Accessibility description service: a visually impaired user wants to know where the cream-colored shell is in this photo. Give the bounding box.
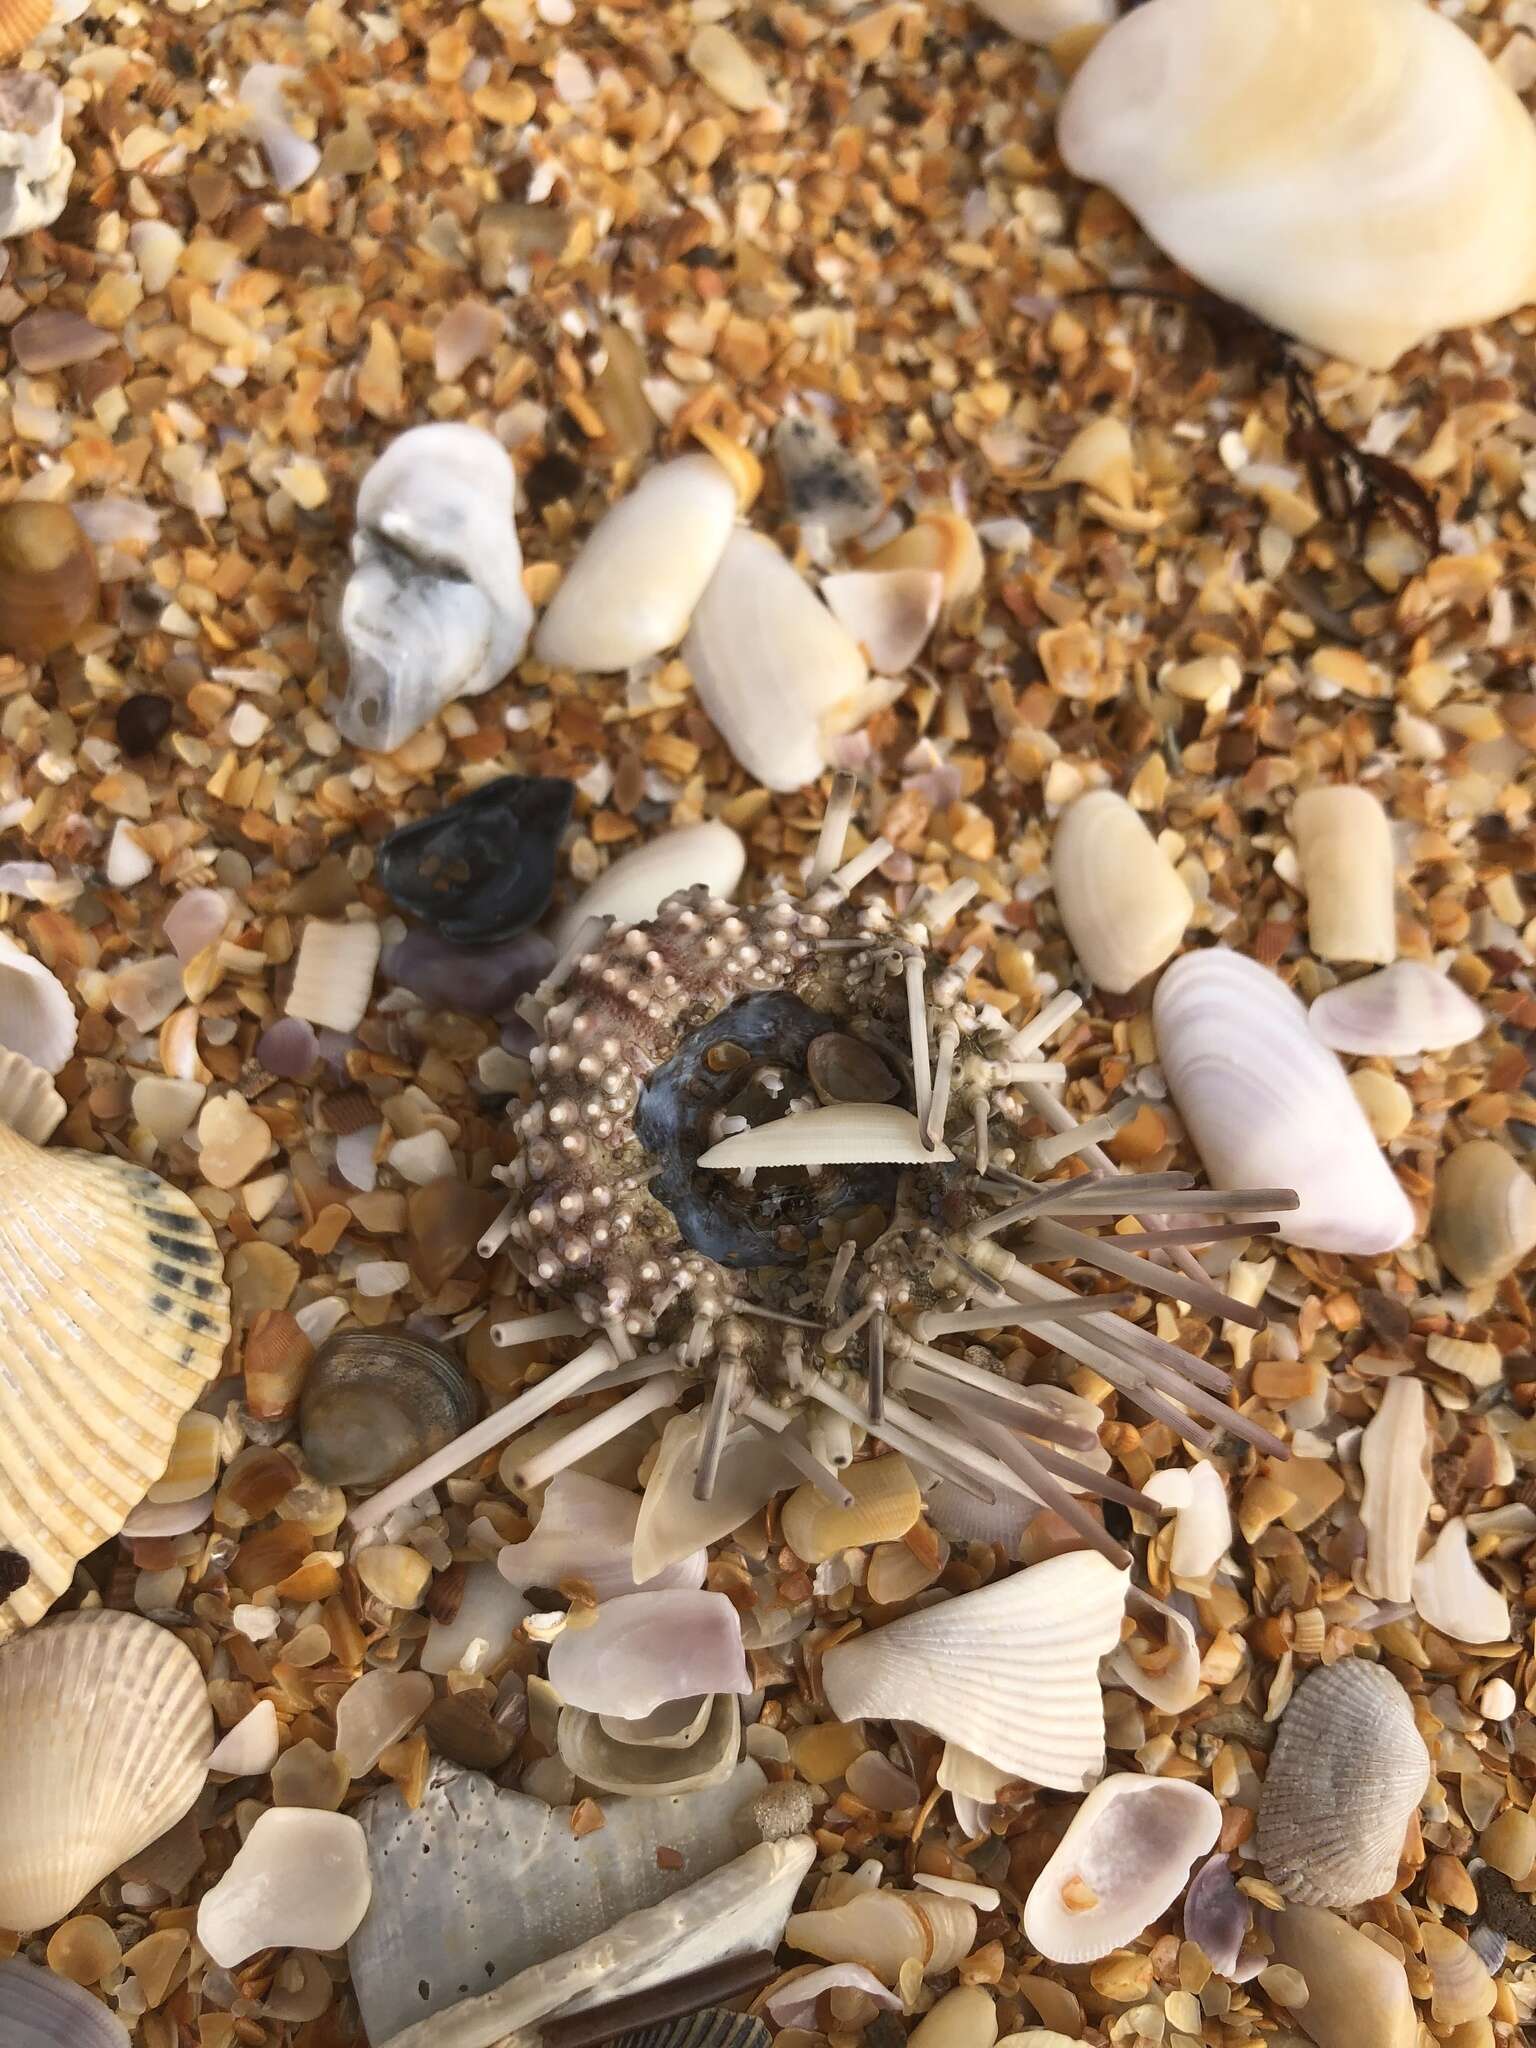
[0,933,76,1074]
[699,1103,952,1171]
[1291,786,1396,967]
[1432,1138,1536,1290]
[781,1455,921,1566]
[1412,1517,1510,1647]
[0,1122,231,1637]
[1021,1773,1221,1963]
[553,824,746,953]
[1050,791,1192,994]
[1058,0,1536,370]
[0,1045,65,1143]
[0,1609,211,1929]
[786,1888,976,1986]
[1358,1375,1431,1606]
[1308,961,1483,1058]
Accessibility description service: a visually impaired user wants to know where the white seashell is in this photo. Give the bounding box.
[699,1102,952,1171]
[600,1695,714,1750]
[1050,790,1193,994]
[787,1888,976,1985]
[820,569,942,674]
[385,1835,817,2048]
[338,423,532,753]
[1153,949,1414,1256]
[972,0,1113,43]
[239,65,320,191]
[0,933,76,1073]
[1432,1138,1536,1290]
[0,1046,64,1143]
[546,1589,750,1719]
[0,75,73,240]
[0,1610,211,1930]
[1255,1660,1429,1908]
[1104,1591,1202,1715]
[286,917,381,1034]
[682,529,875,793]
[1142,1464,1230,1585]
[633,1414,801,1585]
[0,1123,230,1637]
[1290,787,1397,966]
[1308,961,1484,1059]
[0,1956,131,2048]
[764,1962,903,2028]
[208,1700,281,1778]
[533,455,738,673]
[422,1561,531,1675]
[554,823,746,953]
[1057,0,1536,371]
[937,1743,1012,1807]
[336,1667,435,1779]
[1267,1904,1416,2048]
[1412,1516,1510,1646]
[500,1471,706,1600]
[350,1756,769,2047]
[821,1551,1128,1790]
[923,1475,1034,1552]
[198,1807,372,1967]
[558,1693,741,1798]
[1359,1375,1431,1606]
[1021,1774,1221,1963]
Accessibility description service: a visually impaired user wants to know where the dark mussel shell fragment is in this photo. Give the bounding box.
[376,775,575,945]
[299,1328,477,1488]
[613,2014,772,2048]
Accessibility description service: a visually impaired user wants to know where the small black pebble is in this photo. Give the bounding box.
[523,450,587,516]
[0,1548,29,1598]
[116,692,172,756]
[376,775,575,947]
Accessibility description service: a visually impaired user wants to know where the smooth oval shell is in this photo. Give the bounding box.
[1309,961,1484,1058]
[1291,786,1396,966]
[0,1123,230,1637]
[1267,1903,1416,2048]
[1432,1138,1536,1289]
[1153,948,1414,1255]
[546,1589,749,1721]
[534,454,739,673]
[1022,1774,1221,1963]
[0,501,99,661]
[300,1327,477,1489]
[786,1890,975,1986]
[1058,0,1536,371]
[1255,1660,1429,1907]
[554,822,746,954]
[1051,790,1193,994]
[781,1455,921,1566]
[0,933,77,1073]
[558,1693,741,1798]
[0,1956,130,2048]
[0,1611,211,1930]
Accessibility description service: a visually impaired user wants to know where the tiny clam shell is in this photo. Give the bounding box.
[1308,961,1484,1058]
[1050,790,1193,994]
[1432,1138,1536,1290]
[1255,1660,1429,1908]
[820,568,942,674]
[554,822,746,954]
[1021,1774,1222,1964]
[1420,1921,1496,2026]
[1412,1516,1511,1646]
[780,1454,921,1566]
[0,933,76,1073]
[1290,785,1397,966]
[0,1045,64,1142]
[786,1889,975,1986]
[286,918,381,1034]
[698,1103,952,1171]
[0,1955,131,2048]
[1153,948,1413,1255]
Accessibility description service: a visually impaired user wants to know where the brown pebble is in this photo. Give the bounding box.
[272,1736,350,1810]
[407,1179,504,1292]
[424,1690,516,1770]
[0,501,100,661]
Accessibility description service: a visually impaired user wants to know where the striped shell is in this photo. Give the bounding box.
[0,0,50,63]
[1255,1660,1429,1907]
[0,1122,231,1638]
[614,2012,770,2048]
[0,1609,212,1930]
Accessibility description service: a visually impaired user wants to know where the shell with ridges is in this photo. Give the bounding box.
[285,917,381,1035]
[615,2013,771,2048]
[0,0,51,60]
[1022,1774,1221,1963]
[558,1693,740,1799]
[1255,1660,1428,1907]
[1432,1138,1536,1290]
[699,1102,952,1171]
[0,1955,131,2048]
[0,1610,211,1930]
[0,933,77,1074]
[0,1046,65,1143]
[1308,961,1484,1058]
[786,1889,976,1986]
[781,1454,920,1566]
[1049,790,1193,994]
[0,1121,231,1638]
[820,1550,1128,1790]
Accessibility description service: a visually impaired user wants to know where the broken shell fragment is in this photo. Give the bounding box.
[499,1471,706,1599]
[615,2014,771,2048]
[1267,1904,1416,2048]
[0,0,50,62]
[546,1590,750,1720]
[1050,790,1193,994]
[1255,1661,1429,1908]
[699,1103,951,1171]
[534,454,738,673]
[1412,1516,1511,1646]
[773,416,883,541]
[0,72,73,239]
[1432,1138,1536,1289]
[0,1046,64,1143]
[0,933,76,1073]
[862,510,983,603]
[0,501,100,661]
[558,1693,741,1799]
[197,1807,372,1968]
[1308,961,1484,1058]
[820,569,942,673]
[787,1888,976,1985]
[338,423,532,753]
[1104,1591,1202,1715]
[1142,1464,1229,1585]
[821,1550,1128,1789]
[1021,1774,1221,1963]
[1420,1921,1496,2027]
[421,1561,530,1676]
[781,1455,921,1566]
[633,1415,798,1585]
[0,1611,212,1931]
[555,822,746,955]
[1358,1375,1432,1606]
[1290,786,1397,966]
[207,1701,281,1779]
[973,0,1113,43]
[1153,948,1414,1255]
[300,1328,477,1489]
[286,917,381,1034]
[1057,0,1536,371]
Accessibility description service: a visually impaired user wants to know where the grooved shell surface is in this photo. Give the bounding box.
[614,2011,771,2048]
[1255,1660,1429,1907]
[0,1956,131,2048]
[0,1122,231,1637]
[0,1609,212,1930]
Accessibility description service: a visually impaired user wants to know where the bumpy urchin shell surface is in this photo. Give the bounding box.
[1255,1658,1430,1906]
[0,1121,231,1637]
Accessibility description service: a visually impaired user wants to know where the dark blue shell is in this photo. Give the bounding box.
[376,775,574,945]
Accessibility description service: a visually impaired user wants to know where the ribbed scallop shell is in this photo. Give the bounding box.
[1255,1660,1429,1908]
[0,1122,230,1638]
[820,1550,1128,1791]
[0,1956,130,2048]
[0,0,51,64]
[0,1609,212,1930]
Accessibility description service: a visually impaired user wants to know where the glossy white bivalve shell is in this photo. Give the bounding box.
[1050,790,1192,994]
[534,455,738,673]
[1058,0,1536,371]
[1309,960,1484,1058]
[338,423,531,754]
[1153,948,1414,1256]
[0,933,76,1074]
[1022,1774,1221,1963]
[554,823,746,953]
[973,0,1113,42]
[1291,786,1397,967]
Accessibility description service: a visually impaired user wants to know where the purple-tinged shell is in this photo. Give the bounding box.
[257,1016,319,1079]
[1182,1851,1251,1978]
[382,928,554,1018]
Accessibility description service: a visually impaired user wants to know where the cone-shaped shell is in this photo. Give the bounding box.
[1432,1138,1536,1290]
[0,1122,231,1637]
[1255,1660,1428,1908]
[1153,948,1414,1256]
[1058,0,1536,371]
[1022,1774,1221,1964]
[0,1609,212,1930]
[821,1551,1128,1790]
[1050,791,1193,994]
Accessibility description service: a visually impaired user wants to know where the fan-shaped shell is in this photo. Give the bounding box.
[820,1550,1128,1791]
[1022,1774,1221,1964]
[0,1956,130,2048]
[0,1609,211,1930]
[1255,1660,1429,1907]
[0,1122,231,1637]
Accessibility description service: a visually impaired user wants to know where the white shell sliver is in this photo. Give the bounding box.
[0,935,76,1074]
[1412,1516,1511,1646]
[1308,961,1484,1059]
[1022,1774,1221,1963]
[0,1047,65,1144]
[699,1102,952,1171]
[545,1588,750,1719]
[554,823,746,954]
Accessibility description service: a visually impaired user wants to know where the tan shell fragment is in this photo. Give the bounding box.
[1267,1905,1416,2048]
[558,1694,741,1799]
[786,1888,976,1986]
[1255,1661,1428,1908]
[781,1455,921,1566]
[1050,791,1192,994]
[1432,1138,1536,1290]
[1290,786,1396,966]
[1358,1375,1431,1606]
[286,918,381,1034]
[1420,1921,1495,2026]
[0,1122,231,1638]
[0,1046,65,1143]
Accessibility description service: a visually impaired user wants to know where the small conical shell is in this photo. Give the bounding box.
[1022,1774,1221,1963]
[0,1046,64,1143]
[1432,1138,1536,1289]
[781,1455,921,1566]
[1308,961,1483,1058]
[1255,1661,1428,1908]
[786,1890,976,1986]
[1058,0,1536,371]
[0,1124,230,1637]
[0,1610,211,1930]
[820,1550,1128,1790]
[1050,790,1193,994]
